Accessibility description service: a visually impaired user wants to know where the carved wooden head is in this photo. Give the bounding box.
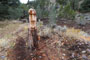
[28,8,37,30]
[28,8,36,15]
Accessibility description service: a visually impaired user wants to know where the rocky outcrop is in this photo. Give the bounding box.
[75,13,90,25]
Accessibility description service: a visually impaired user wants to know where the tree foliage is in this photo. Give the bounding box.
[35,0,50,19]
[0,0,8,19]
[80,0,90,12]
[8,7,23,19]
[8,0,20,8]
[56,0,67,5]
[0,0,25,20]
[49,3,57,25]
[0,0,90,20]
[57,0,76,20]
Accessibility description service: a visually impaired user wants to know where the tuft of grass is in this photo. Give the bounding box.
[65,28,90,41]
[38,26,52,37]
[0,38,9,48]
[65,28,82,38]
[37,23,90,41]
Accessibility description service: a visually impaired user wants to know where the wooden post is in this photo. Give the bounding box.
[28,8,38,50]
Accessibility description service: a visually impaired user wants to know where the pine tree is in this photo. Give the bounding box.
[0,0,8,19]
[80,0,90,12]
[0,0,21,20]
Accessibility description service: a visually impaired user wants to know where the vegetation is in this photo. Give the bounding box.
[58,3,76,20]
[80,0,90,12]
[0,0,90,60]
[49,3,57,25]
[0,0,90,20]
[35,0,50,19]
[0,0,21,20]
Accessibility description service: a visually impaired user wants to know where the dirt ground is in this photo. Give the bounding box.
[7,33,90,60]
[0,20,90,60]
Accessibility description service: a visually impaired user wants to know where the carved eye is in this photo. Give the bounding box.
[29,10,36,15]
[29,10,33,15]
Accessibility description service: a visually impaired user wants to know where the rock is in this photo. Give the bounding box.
[53,25,67,33]
[11,20,22,24]
[82,51,86,54]
[62,53,66,56]
[71,53,75,58]
[75,13,88,25]
[87,49,90,52]
[82,55,88,60]
[39,56,42,58]
[1,55,5,59]
[83,33,90,37]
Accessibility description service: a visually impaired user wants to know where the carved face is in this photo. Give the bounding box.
[28,8,37,29]
[28,8,36,15]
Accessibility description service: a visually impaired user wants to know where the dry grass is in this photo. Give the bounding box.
[37,24,90,41]
[0,20,27,60]
[65,28,90,41]
[0,21,22,50]
[0,21,22,38]
[0,20,90,60]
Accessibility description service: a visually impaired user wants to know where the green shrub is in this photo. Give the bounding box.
[58,3,76,20]
[8,7,23,19]
[0,4,8,20]
[79,0,90,12]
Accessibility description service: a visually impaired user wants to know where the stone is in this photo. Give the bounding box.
[82,51,86,54]
[82,55,88,59]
